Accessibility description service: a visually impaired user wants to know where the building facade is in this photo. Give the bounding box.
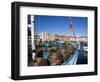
[39,32,57,42]
[35,32,88,43]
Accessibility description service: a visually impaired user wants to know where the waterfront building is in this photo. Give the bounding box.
[39,32,57,42]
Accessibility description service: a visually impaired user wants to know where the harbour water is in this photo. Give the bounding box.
[76,43,87,64]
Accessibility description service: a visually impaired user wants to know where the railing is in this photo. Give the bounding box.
[62,43,79,65]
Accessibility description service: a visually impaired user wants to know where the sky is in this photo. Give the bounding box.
[34,15,88,37]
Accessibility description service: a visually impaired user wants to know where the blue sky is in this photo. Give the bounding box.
[34,15,88,36]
